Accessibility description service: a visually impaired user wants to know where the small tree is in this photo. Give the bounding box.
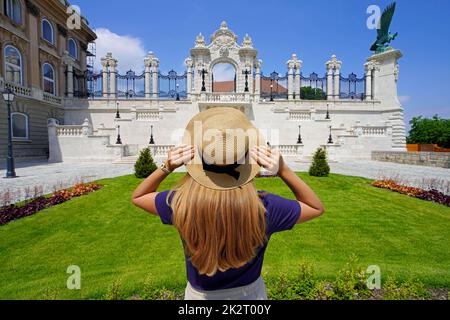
[134,148,157,178]
[309,148,330,177]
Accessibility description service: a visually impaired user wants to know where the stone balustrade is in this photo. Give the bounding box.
[43,92,62,105]
[274,145,303,157]
[289,112,312,121]
[362,127,388,136]
[149,145,175,157]
[136,111,160,121]
[4,81,32,97]
[56,126,84,137]
[199,93,250,103]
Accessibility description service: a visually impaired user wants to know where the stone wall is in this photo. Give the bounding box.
[372,151,450,168]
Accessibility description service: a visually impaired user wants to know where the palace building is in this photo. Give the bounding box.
[0,0,96,160]
[1,16,406,163]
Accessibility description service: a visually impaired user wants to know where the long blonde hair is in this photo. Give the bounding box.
[169,175,266,276]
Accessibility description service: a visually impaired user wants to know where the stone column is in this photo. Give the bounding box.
[144,52,154,99]
[66,63,74,98]
[326,55,342,101]
[287,59,295,101]
[367,49,402,104]
[295,61,302,100]
[326,68,333,100]
[254,60,262,98]
[334,64,341,100]
[101,55,109,98]
[152,58,160,99]
[185,58,193,98]
[364,62,373,100]
[293,55,303,100]
[109,56,118,99]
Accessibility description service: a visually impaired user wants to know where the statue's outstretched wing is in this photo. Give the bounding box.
[378,2,396,38]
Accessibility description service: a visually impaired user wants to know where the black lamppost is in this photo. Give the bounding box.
[328,126,333,144]
[116,125,122,145]
[325,103,330,120]
[200,69,208,92]
[297,125,303,144]
[270,84,274,102]
[115,101,121,119]
[176,83,180,101]
[3,88,17,179]
[149,125,155,145]
[243,69,250,92]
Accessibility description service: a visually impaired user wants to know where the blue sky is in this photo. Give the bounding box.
[74,0,449,126]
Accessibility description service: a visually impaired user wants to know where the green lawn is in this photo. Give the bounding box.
[0,173,449,299]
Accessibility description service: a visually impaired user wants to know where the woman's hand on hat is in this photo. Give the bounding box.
[250,146,281,176]
[166,145,195,172]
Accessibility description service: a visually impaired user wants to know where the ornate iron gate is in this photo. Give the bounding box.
[158,70,187,100]
[340,73,365,100]
[117,70,145,98]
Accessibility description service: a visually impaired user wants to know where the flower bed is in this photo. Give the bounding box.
[0,183,102,226]
[372,180,450,207]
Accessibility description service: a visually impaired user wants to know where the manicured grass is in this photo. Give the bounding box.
[0,173,449,299]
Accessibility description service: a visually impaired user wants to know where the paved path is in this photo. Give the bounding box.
[1,160,449,204]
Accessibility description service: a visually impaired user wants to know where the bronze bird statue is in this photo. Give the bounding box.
[370,2,398,54]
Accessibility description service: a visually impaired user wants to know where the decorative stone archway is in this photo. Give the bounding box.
[189,21,258,94]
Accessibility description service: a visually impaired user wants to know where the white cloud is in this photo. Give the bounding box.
[93,28,147,73]
[212,63,236,81]
[398,95,411,103]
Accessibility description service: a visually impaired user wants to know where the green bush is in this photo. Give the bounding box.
[104,279,124,300]
[141,275,183,300]
[383,277,431,300]
[407,115,450,148]
[134,148,158,179]
[329,255,370,300]
[309,148,330,177]
[301,86,327,100]
[267,262,327,300]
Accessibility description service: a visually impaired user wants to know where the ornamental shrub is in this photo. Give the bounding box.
[309,148,330,177]
[134,148,157,179]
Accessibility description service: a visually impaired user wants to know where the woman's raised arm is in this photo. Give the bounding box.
[251,146,325,224]
[131,145,194,215]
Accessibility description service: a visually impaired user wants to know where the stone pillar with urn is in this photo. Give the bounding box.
[326,55,342,101]
[144,52,154,99]
[152,57,160,99]
[254,59,262,99]
[100,54,109,98]
[287,58,295,101]
[185,58,194,99]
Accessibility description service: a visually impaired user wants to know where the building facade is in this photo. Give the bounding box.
[0,0,96,160]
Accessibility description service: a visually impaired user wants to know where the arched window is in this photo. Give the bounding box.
[11,113,29,140]
[42,19,54,44]
[68,38,78,59]
[4,45,23,85]
[5,0,22,24]
[43,63,55,94]
[212,63,236,93]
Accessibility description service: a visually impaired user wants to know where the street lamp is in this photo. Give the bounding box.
[270,84,274,102]
[2,88,17,178]
[115,101,121,119]
[326,103,330,120]
[149,125,155,145]
[297,125,303,144]
[116,125,122,145]
[328,126,333,144]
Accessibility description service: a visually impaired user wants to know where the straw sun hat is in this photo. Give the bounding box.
[182,107,266,190]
